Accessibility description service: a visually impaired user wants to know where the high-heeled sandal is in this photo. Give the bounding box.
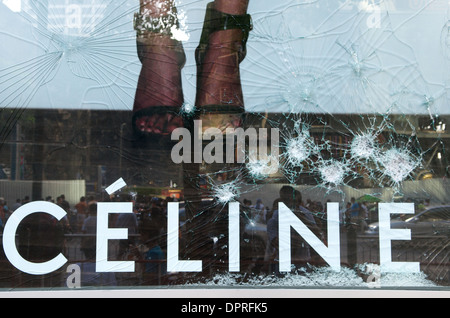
[195,2,253,115]
[132,7,186,137]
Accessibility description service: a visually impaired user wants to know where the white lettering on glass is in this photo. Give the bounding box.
[379,203,420,273]
[167,202,202,272]
[96,202,135,273]
[3,201,68,275]
[278,202,341,272]
[0,200,421,276]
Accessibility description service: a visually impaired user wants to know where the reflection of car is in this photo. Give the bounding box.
[365,206,450,237]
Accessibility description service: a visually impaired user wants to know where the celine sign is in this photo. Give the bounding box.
[2,201,420,276]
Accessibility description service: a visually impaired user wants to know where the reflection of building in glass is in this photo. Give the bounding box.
[0,109,183,199]
[2,110,447,198]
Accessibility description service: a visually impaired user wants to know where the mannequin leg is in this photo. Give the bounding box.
[132,0,185,136]
[195,0,251,131]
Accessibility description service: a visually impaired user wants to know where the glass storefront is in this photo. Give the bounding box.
[0,0,449,292]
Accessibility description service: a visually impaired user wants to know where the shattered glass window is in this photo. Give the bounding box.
[0,0,449,291]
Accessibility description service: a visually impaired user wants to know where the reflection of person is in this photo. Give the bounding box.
[81,202,98,258]
[346,198,359,266]
[132,0,252,136]
[139,220,167,285]
[77,203,117,287]
[360,201,369,232]
[17,211,65,287]
[266,186,321,273]
[114,194,139,261]
[349,197,360,219]
[75,196,88,232]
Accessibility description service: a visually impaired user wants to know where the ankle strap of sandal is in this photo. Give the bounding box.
[134,10,180,38]
[205,7,253,44]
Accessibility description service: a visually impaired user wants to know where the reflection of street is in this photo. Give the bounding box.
[0,108,448,285]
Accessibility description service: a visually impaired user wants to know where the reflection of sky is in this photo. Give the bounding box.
[0,0,448,114]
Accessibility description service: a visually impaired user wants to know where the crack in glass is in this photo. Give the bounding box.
[0,0,449,289]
